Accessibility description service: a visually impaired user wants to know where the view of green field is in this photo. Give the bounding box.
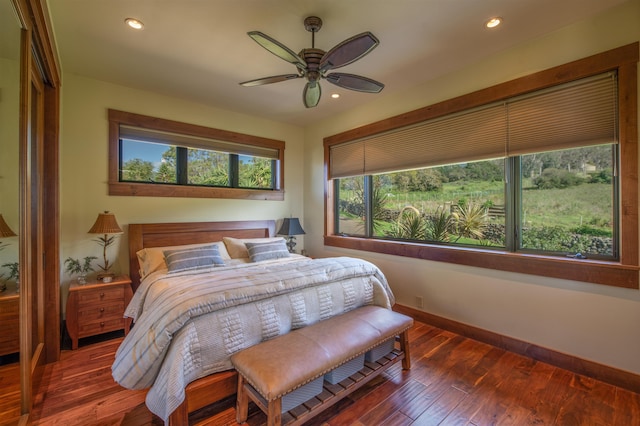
[377,179,612,231]
[337,146,615,257]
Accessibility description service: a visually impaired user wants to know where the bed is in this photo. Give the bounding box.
[112,220,396,425]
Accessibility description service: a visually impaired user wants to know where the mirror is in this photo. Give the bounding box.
[0,0,23,418]
[0,0,59,421]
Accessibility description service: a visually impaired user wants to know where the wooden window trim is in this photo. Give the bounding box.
[108,109,285,201]
[324,43,639,289]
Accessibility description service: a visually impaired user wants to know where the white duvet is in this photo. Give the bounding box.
[111,256,395,421]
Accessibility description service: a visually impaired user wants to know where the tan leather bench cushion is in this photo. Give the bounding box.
[230,305,413,401]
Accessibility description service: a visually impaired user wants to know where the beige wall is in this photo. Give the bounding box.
[304,0,640,374]
[59,74,305,309]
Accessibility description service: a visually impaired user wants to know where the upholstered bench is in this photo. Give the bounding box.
[230,305,413,426]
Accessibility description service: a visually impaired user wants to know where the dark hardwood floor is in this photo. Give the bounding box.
[22,320,640,425]
[0,359,20,426]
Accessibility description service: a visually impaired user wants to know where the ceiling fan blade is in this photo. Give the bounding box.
[319,32,379,72]
[303,81,321,108]
[240,74,302,87]
[248,31,307,71]
[325,73,384,93]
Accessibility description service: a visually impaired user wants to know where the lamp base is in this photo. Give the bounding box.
[286,236,297,253]
[97,272,115,282]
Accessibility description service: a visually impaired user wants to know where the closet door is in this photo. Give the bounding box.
[27,55,46,384]
[15,0,60,422]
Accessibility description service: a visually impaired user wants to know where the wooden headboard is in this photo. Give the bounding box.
[128,220,276,291]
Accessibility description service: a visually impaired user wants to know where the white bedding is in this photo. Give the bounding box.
[111,256,395,421]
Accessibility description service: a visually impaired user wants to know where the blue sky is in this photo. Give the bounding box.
[122,139,168,163]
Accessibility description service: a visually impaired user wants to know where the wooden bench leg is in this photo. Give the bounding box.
[236,374,249,423]
[267,398,282,426]
[399,330,411,370]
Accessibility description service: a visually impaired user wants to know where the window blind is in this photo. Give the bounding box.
[507,72,618,156]
[330,103,507,178]
[119,125,280,159]
[329,72,618,179]
[330,140,365,178]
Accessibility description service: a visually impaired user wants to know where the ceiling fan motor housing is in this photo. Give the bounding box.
[300,48,324,82]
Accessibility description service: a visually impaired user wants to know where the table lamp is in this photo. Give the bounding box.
[88,211,123,281]
[277,217,305,253]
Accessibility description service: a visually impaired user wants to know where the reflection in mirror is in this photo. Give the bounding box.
[0,214,19,361]
[0,0,22,420]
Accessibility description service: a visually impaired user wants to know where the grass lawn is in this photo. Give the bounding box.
[342,181,612,235]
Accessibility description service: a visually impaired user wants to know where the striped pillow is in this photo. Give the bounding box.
[164,244,225,273]
[246,240,290,262]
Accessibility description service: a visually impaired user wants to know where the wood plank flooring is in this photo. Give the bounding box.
[18,320,640,425]
[0,359,20,426]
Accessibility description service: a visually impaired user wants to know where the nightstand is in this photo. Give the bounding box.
[0,284,20,356]
[66,275,133,350]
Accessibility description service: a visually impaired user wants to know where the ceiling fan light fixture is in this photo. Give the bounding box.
[485,17,502,29]
[125,18,144,30]
[303,82,321,108]
[331,93,340,99]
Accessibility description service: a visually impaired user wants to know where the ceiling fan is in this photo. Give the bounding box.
[240,16,384,108]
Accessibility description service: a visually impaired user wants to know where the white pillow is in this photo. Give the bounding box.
[137,241,231,279]
[223,236,287,259]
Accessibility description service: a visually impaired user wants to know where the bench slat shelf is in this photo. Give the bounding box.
[281,349,404,426]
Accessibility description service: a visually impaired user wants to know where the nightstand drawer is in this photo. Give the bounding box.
[0,300,19,316]
[77,287,124,306]
[77,301,126,323]
[0,295,19,356]
[0,317,19,355]
[78,317,126,338]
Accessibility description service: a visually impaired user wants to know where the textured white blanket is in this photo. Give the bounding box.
[111,256,395,421]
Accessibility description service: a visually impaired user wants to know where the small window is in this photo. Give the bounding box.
[109,109,285,200]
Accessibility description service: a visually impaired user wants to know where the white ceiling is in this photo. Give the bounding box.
[47,0,628,127]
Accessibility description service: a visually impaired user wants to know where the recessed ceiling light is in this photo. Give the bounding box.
[485,17,502,29]
[331,93,340,99]
[125,18,144,30]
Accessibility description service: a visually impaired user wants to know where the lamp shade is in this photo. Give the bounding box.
[0,214,17,238]
[277,218,305,236]
[88,211,123,235]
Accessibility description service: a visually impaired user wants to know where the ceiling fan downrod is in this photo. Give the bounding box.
[304,16,323,48]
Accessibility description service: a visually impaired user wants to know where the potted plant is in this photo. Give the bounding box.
[64,256,97,284]
[1,262,18,292]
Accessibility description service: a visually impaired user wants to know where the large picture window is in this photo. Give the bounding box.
[335,145,616,259]
[109,110,285,200]
[324,43,638,288]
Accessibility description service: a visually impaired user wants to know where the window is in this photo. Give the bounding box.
[335,146,616,258]
[109,109,285,200]
[324,43,639,288]
[518,145,616,257]
[336,159,508,246]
